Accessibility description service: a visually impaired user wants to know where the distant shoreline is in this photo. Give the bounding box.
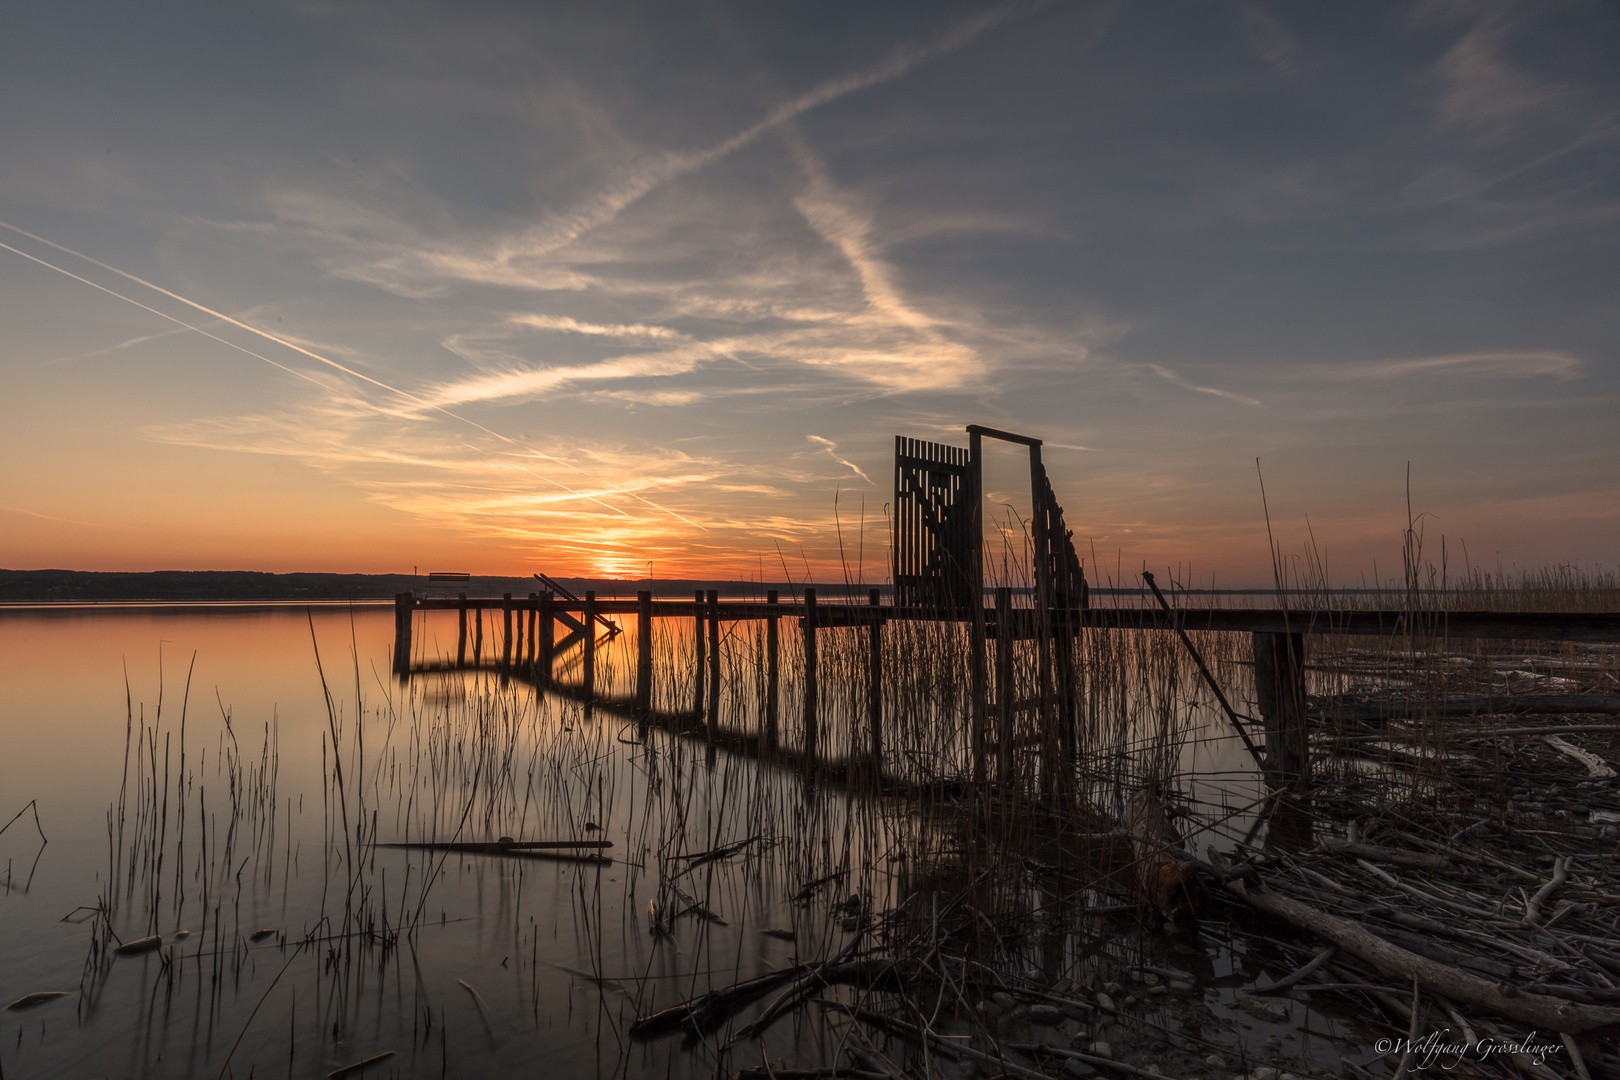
[2,568,1462,603]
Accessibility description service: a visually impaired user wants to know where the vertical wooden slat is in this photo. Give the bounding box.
[968,430,987,787]
[583,591,597,702]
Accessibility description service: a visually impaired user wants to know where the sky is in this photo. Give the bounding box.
[1,0,1616,586]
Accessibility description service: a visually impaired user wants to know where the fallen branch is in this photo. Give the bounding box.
[1319,839,1450,870]
[1543,736,1616,779]
[1226,880,1620,1036]
[1523,856,1571,927]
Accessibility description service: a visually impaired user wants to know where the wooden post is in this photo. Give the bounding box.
[393,592,413,676]
[765,590,780,751]
[502,593,514,669]
[538,591,554,687]
[1029,446,1055,796]
[706,590,721,742]
[868,588,883,778]
[457,593,468,669]
[583,591,597,702]
[692,590,705,716]
[968,428,988,788]
[474,605,483,666]
[527,594,538,669]
[803,588,818,769]
[1253,631,1308,787]
[635,591,653,721]
[995,587,1014,790]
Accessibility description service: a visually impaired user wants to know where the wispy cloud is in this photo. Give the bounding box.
[1148,363,1264,407]
[806,435,873,485]
[1326,350,1581,381]
[506,313,686,340]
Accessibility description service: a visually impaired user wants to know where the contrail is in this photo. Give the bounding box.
[0,222,708,527]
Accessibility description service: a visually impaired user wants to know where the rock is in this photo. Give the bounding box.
[1095,992,1116,1012]
[1089,1041,1113,1059]
[1141,972,1162,987]
[1237,996,1289,1022]
[1250,1068,1279,1080]
[992,991,1015,1009]
[1011,1004,1032,1020]
[1065,1060,1097,1078]
[1205,1055,1227,1070]
[1105,981,1124,995]
[1123,994,1139,1007]
[1029,1005,1063,1025]
[1060,1001,1095,1020]
[1147,985,1168,997]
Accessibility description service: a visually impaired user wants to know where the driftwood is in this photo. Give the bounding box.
[1320,838,1450,870]
[327,1050,396,1078]
[1227,880,1620,1036]
[6,991,70,1010]
[1325,700,1620,727]
[629,967,801,1038]
[378,840,611,852]
[1542,736,1616,778]
[1124,786,1197,922]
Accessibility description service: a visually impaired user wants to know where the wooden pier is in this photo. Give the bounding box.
[391,424,1620,791]
[393,588,1620,785]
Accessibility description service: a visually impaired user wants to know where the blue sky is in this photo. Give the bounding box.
[1,1,1615,582]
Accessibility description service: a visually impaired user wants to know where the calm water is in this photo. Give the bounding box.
[0,603,1326,1080]
[1,603,897,1079]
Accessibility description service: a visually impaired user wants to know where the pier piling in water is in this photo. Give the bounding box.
[868,588,883,777]
[1254,631,1308,786]
[707,589,720,742]
[636,591,652,721]
[692,590,705,716]
[765,589,780,750]
[457,593,468,668]
[803,588,818,770]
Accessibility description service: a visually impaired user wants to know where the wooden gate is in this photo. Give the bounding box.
[892,436,976,609]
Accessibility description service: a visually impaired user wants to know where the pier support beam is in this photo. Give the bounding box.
[1253,631,1308,787]
[995,587,1014,790]
[803,588,818,771]
[707,589,720,742]
[636,591,653,721]
[502,593,513,670]
[692,590,705,716]
[474,606,483,666]
[968,428,987,790]
[868,589,883,778]
[765,590,780,752]
[457,593,468,669]
[527,594,538,669]
[583,591,597,703]
[393,592,413,677]
[538,591,554,687]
